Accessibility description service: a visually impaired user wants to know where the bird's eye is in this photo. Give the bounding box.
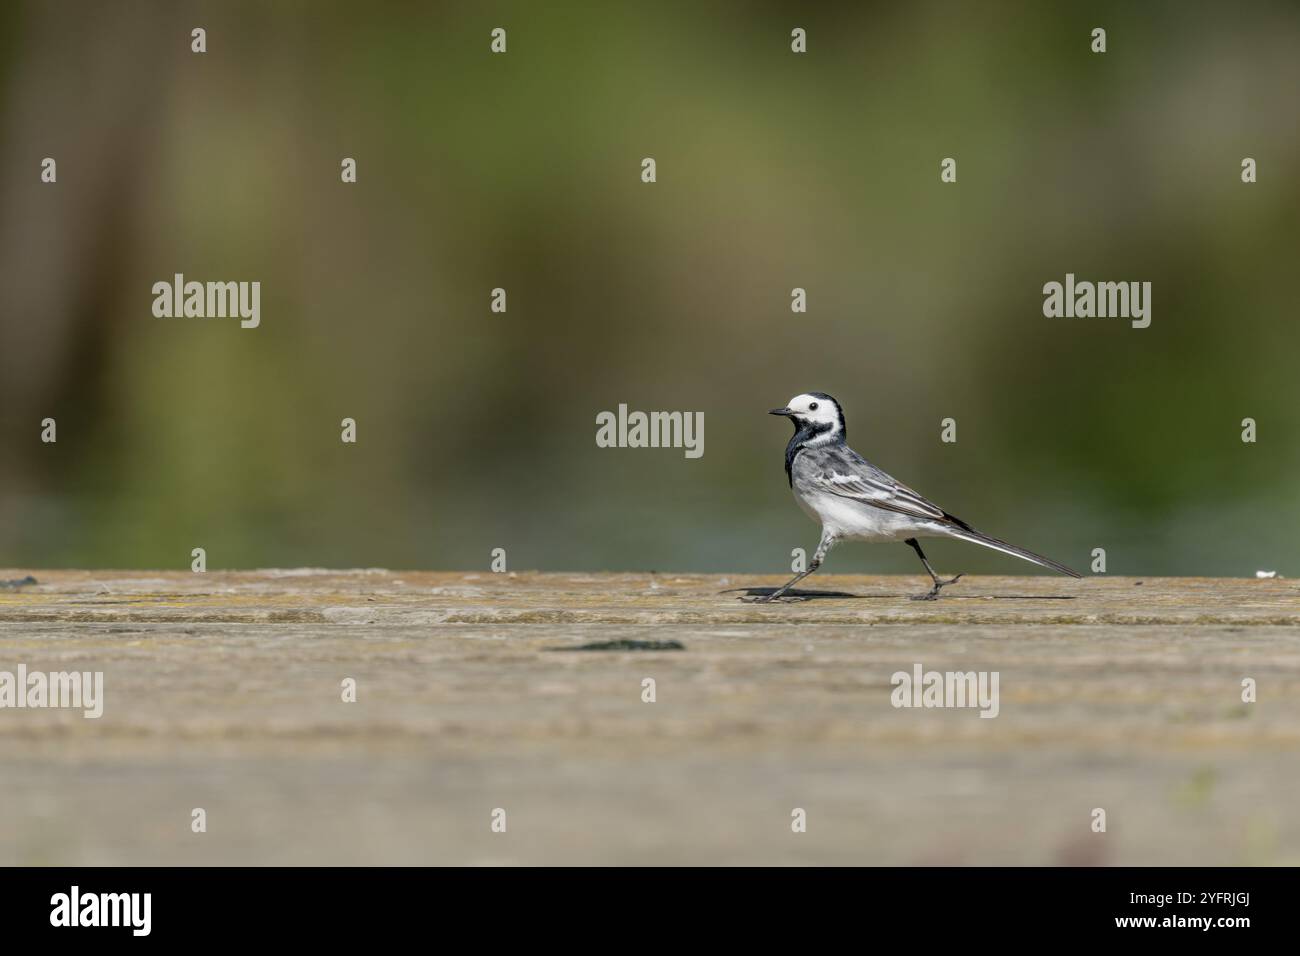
[809,402,819,411]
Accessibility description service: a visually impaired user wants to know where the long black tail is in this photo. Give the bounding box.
[945,528,1082,578]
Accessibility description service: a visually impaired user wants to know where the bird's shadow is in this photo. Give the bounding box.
[723,586,1076,603]
[723,586,857,602]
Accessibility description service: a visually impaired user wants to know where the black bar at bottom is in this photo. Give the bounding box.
[0,866,1278,942]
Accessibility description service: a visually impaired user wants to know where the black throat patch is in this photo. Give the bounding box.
[784,420,835,486]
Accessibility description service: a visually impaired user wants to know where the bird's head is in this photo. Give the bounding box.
[769,392,845,441]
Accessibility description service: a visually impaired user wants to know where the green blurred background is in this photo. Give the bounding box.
[1,1,1297,575]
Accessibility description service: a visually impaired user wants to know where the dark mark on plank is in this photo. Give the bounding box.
[549,639,686,652]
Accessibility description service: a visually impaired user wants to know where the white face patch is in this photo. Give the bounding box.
[787,393,841,429]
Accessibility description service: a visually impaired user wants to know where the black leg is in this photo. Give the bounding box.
[748,529,836,603]
[905,538,964,601]
[759,567,813,602]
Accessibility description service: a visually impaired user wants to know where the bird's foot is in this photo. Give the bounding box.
[741,592,807,604]
[909,573,964,601]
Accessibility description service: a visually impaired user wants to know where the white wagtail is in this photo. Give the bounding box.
[754,392,1081,602]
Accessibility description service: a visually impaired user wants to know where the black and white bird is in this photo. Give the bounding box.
[755,392,1081,602]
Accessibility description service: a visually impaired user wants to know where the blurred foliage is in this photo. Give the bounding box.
[1,1,1297,574]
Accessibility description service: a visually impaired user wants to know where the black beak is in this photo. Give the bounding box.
[769,407,794,417]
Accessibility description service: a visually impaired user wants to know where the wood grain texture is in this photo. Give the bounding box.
[2,570,1298,865]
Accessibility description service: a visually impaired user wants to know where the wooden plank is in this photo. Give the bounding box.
[1,570,1298,865]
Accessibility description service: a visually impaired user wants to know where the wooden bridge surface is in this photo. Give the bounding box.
[1,570,1297,865]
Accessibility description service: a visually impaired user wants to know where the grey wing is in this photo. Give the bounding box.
[804,446,970,529]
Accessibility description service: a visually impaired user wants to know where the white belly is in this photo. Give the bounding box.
[795,489,935,542]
